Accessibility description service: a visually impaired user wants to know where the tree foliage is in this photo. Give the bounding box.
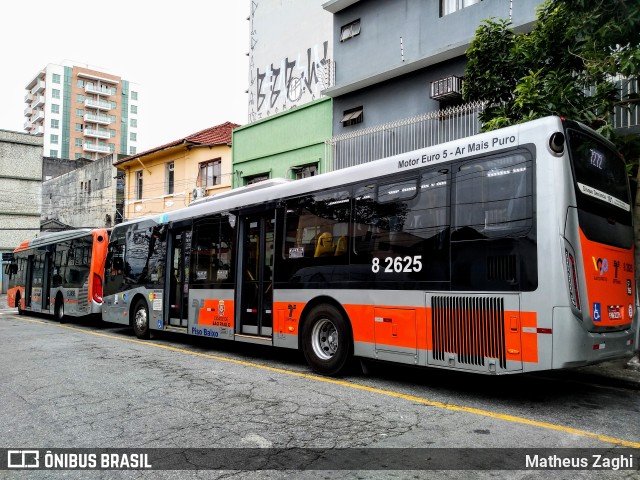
[463,0,640,142]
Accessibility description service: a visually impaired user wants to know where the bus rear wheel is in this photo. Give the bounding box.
[54,296,65,323]
[132,300,150,339]
[302,304,352,376]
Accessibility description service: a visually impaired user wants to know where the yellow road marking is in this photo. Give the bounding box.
[8,315,640,448]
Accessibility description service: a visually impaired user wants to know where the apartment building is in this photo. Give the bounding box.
[24,63,141,160]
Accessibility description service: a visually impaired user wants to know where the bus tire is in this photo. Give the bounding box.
[54,295,65,323]
[16,293,23,315]
[132,299,150,339]
[302,304,352,376]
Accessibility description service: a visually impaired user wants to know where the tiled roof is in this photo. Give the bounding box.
[114,121,240,165]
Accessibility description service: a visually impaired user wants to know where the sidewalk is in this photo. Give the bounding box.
[1,291,638,383]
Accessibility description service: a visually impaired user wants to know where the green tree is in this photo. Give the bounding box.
[463,0,640,137]
[463,0,640,361]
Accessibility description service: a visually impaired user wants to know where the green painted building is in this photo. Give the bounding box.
[232,97,332,188]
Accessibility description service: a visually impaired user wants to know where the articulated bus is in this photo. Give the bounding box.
[101,116,638,375]
[6,229,109,321]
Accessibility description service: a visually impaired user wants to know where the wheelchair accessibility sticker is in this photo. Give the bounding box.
[593,302,601,322]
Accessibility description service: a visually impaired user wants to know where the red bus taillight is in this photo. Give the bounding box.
[93,273,103,303]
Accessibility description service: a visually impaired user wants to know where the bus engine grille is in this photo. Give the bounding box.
[431,296,506,369]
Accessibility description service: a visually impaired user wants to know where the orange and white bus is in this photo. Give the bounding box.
[6,229,109,322]
[101,116,638,375]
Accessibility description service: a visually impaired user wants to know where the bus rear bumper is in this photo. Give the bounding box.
[552,307,637,369]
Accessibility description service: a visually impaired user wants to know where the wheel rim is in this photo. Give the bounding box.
[135,307,147,331]
[311,318,339,361]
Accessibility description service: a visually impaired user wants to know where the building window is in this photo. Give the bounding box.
[165,162,175,195]
[130,118,137,128]
[51,104,60,114]
[111,87,117,95]
[130,146,137,155]
[52,89,60,99]
[50,134,59,144]
[131,105,138,114]
[109,115,117,123]
[75,123,83,132]
[52,73,61,84]
[75,153,83,159]
[110,101,117,109]
[51,119,59,129]
[110,129,116,137]
[131,91,138,101]
[441,0,481,16]
[340,19,361,42]
[294,164,318,179]
[50,149,58,158]
[341,106,363,127]
[76,108,84,117]
[77,79,84,88]
[130,132,137,141]
[200,159,221,187]
[135,170,143,200]
[109,144,115,152]
[245,174,269,185]
[75,138,82,147]
[76,94,85,102]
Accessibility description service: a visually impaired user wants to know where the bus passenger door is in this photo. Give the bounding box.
[237,213,274,337]
[42,251,52,311]
[168,228,191,328]
[25,255,34,308]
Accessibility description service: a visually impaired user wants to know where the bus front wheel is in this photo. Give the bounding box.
[302,304,352,376]
[132,300,150,339]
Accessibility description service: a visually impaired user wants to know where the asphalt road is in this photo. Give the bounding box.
[1,307,639,479]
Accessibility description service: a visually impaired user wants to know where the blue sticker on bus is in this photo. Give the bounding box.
[157,320,163,329]
[593,303,601,322]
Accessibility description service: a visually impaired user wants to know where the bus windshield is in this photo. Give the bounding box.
[567,128,633,248]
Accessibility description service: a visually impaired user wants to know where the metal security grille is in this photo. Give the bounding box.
[326,101,486,170]
[432,296,506,369]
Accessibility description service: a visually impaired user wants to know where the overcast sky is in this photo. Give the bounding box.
[0,0,250,151]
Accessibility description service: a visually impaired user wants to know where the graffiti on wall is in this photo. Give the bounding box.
[248,1,333,122]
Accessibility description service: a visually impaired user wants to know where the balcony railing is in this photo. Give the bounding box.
[32,95,45,108]
[24,92,33,103]
[34,126,44,135]
[326,101,486,170]
[83,142,111,154]
[84,113,111,125]
[24,107,33,117]
[31,80,45,95]
[84,128,110,139]
[84,98,112,111]
[32,110,45,123]
[84,84,112,96]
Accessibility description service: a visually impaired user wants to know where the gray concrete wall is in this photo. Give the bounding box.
[330,0,541,90]
[43,157,93,181]
[0,130,43,250]
[0,129,43,293]
[327,0,543,133]
[41,155,121,229]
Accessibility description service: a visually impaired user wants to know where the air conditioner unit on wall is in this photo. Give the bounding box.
[430,75,463,101]
[192,187,206,199]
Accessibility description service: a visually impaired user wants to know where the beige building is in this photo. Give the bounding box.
[114,122,238,219]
